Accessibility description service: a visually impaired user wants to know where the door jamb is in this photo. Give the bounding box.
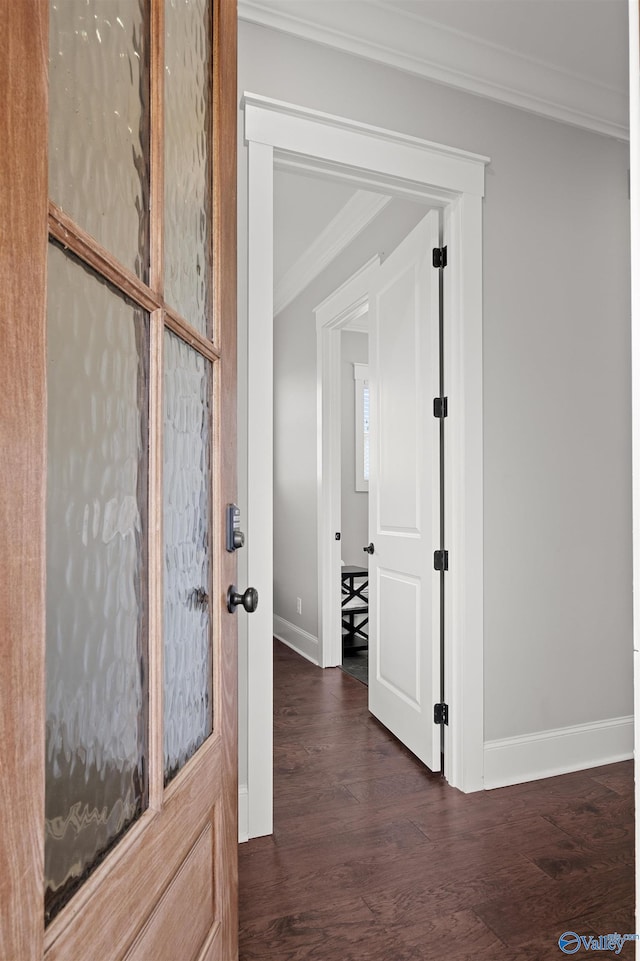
[243,93,487,838]
[315,256,379,669]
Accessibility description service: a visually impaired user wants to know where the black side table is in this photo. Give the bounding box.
[341,565,368,653]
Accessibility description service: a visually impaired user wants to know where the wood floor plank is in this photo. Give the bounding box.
[528,833,634,881]
[542,793,635,845]
[239,641,636,960]
[360,856,546,923]
[240,818,432,923]
[240,898,376,961]
[241,903,507,961]
[474,864,634,947]
[590,760,634,796]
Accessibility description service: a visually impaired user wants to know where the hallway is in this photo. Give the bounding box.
[239,641,634,960]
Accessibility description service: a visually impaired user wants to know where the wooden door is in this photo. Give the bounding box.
[0,1,238,959]
[367,210,441,771]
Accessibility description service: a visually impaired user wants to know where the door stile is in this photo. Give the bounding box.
[0,2,48,959]
[212,0,237,355]
[212,0,239,952]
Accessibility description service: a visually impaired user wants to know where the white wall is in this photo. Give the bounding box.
[272,300,319,637]
[340,332,368,567]
[237,19,632,792]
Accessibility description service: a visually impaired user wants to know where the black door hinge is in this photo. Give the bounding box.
[433,549,448,572]
[434,702,449,725]
[433,396,448,418]
[432,246,448,269]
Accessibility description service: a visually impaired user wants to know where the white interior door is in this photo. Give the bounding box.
[368,209,441,771]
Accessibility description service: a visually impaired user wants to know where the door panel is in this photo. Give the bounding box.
[368,210,441,771]
[377,571,421,705]
[123,824,215,961]
[0,0,238,958]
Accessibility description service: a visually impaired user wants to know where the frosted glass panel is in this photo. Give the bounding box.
[49,0,150,279]
[45,243,149,923]
[164,0,212,334]
[163,332,213,783]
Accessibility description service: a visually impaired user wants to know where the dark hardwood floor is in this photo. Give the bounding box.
[239,640,635,960]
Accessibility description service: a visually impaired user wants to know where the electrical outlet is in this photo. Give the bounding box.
[296,597,302,615]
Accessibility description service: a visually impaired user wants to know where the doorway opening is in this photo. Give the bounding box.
[243,93,487,839]
[339,337,369,685]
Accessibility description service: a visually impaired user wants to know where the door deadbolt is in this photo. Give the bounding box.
[227,585,259,614]
[226,504,245,552]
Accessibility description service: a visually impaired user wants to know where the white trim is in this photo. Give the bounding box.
[442,196,485,794]
[274,190,391,316]
[239,0,629,141]
[244,94,488,198]
[316,257,380,669]
[275,153,455,206]
[244,95,487,838]
[246,140,274,840]
[238,785,249,844]
[627,0,640,943]
[345,313,368,334]
[273,615,320,665]
[484,717,634,791]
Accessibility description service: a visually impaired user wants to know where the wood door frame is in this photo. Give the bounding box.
[1,2,238,958]
[242,93,488,841]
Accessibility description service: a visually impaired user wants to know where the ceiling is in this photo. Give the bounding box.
[238,0,629,140]
[247,0,630,305]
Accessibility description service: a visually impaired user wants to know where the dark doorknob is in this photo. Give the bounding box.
[227,585,259,614]
[363,542,375,554]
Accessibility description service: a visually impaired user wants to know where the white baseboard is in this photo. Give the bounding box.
[484,715,634,790]
[273,615,320,665]
[238,784,249,843]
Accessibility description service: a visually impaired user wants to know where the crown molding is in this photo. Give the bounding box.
[274,188,391,316]
[239,0,629,141]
